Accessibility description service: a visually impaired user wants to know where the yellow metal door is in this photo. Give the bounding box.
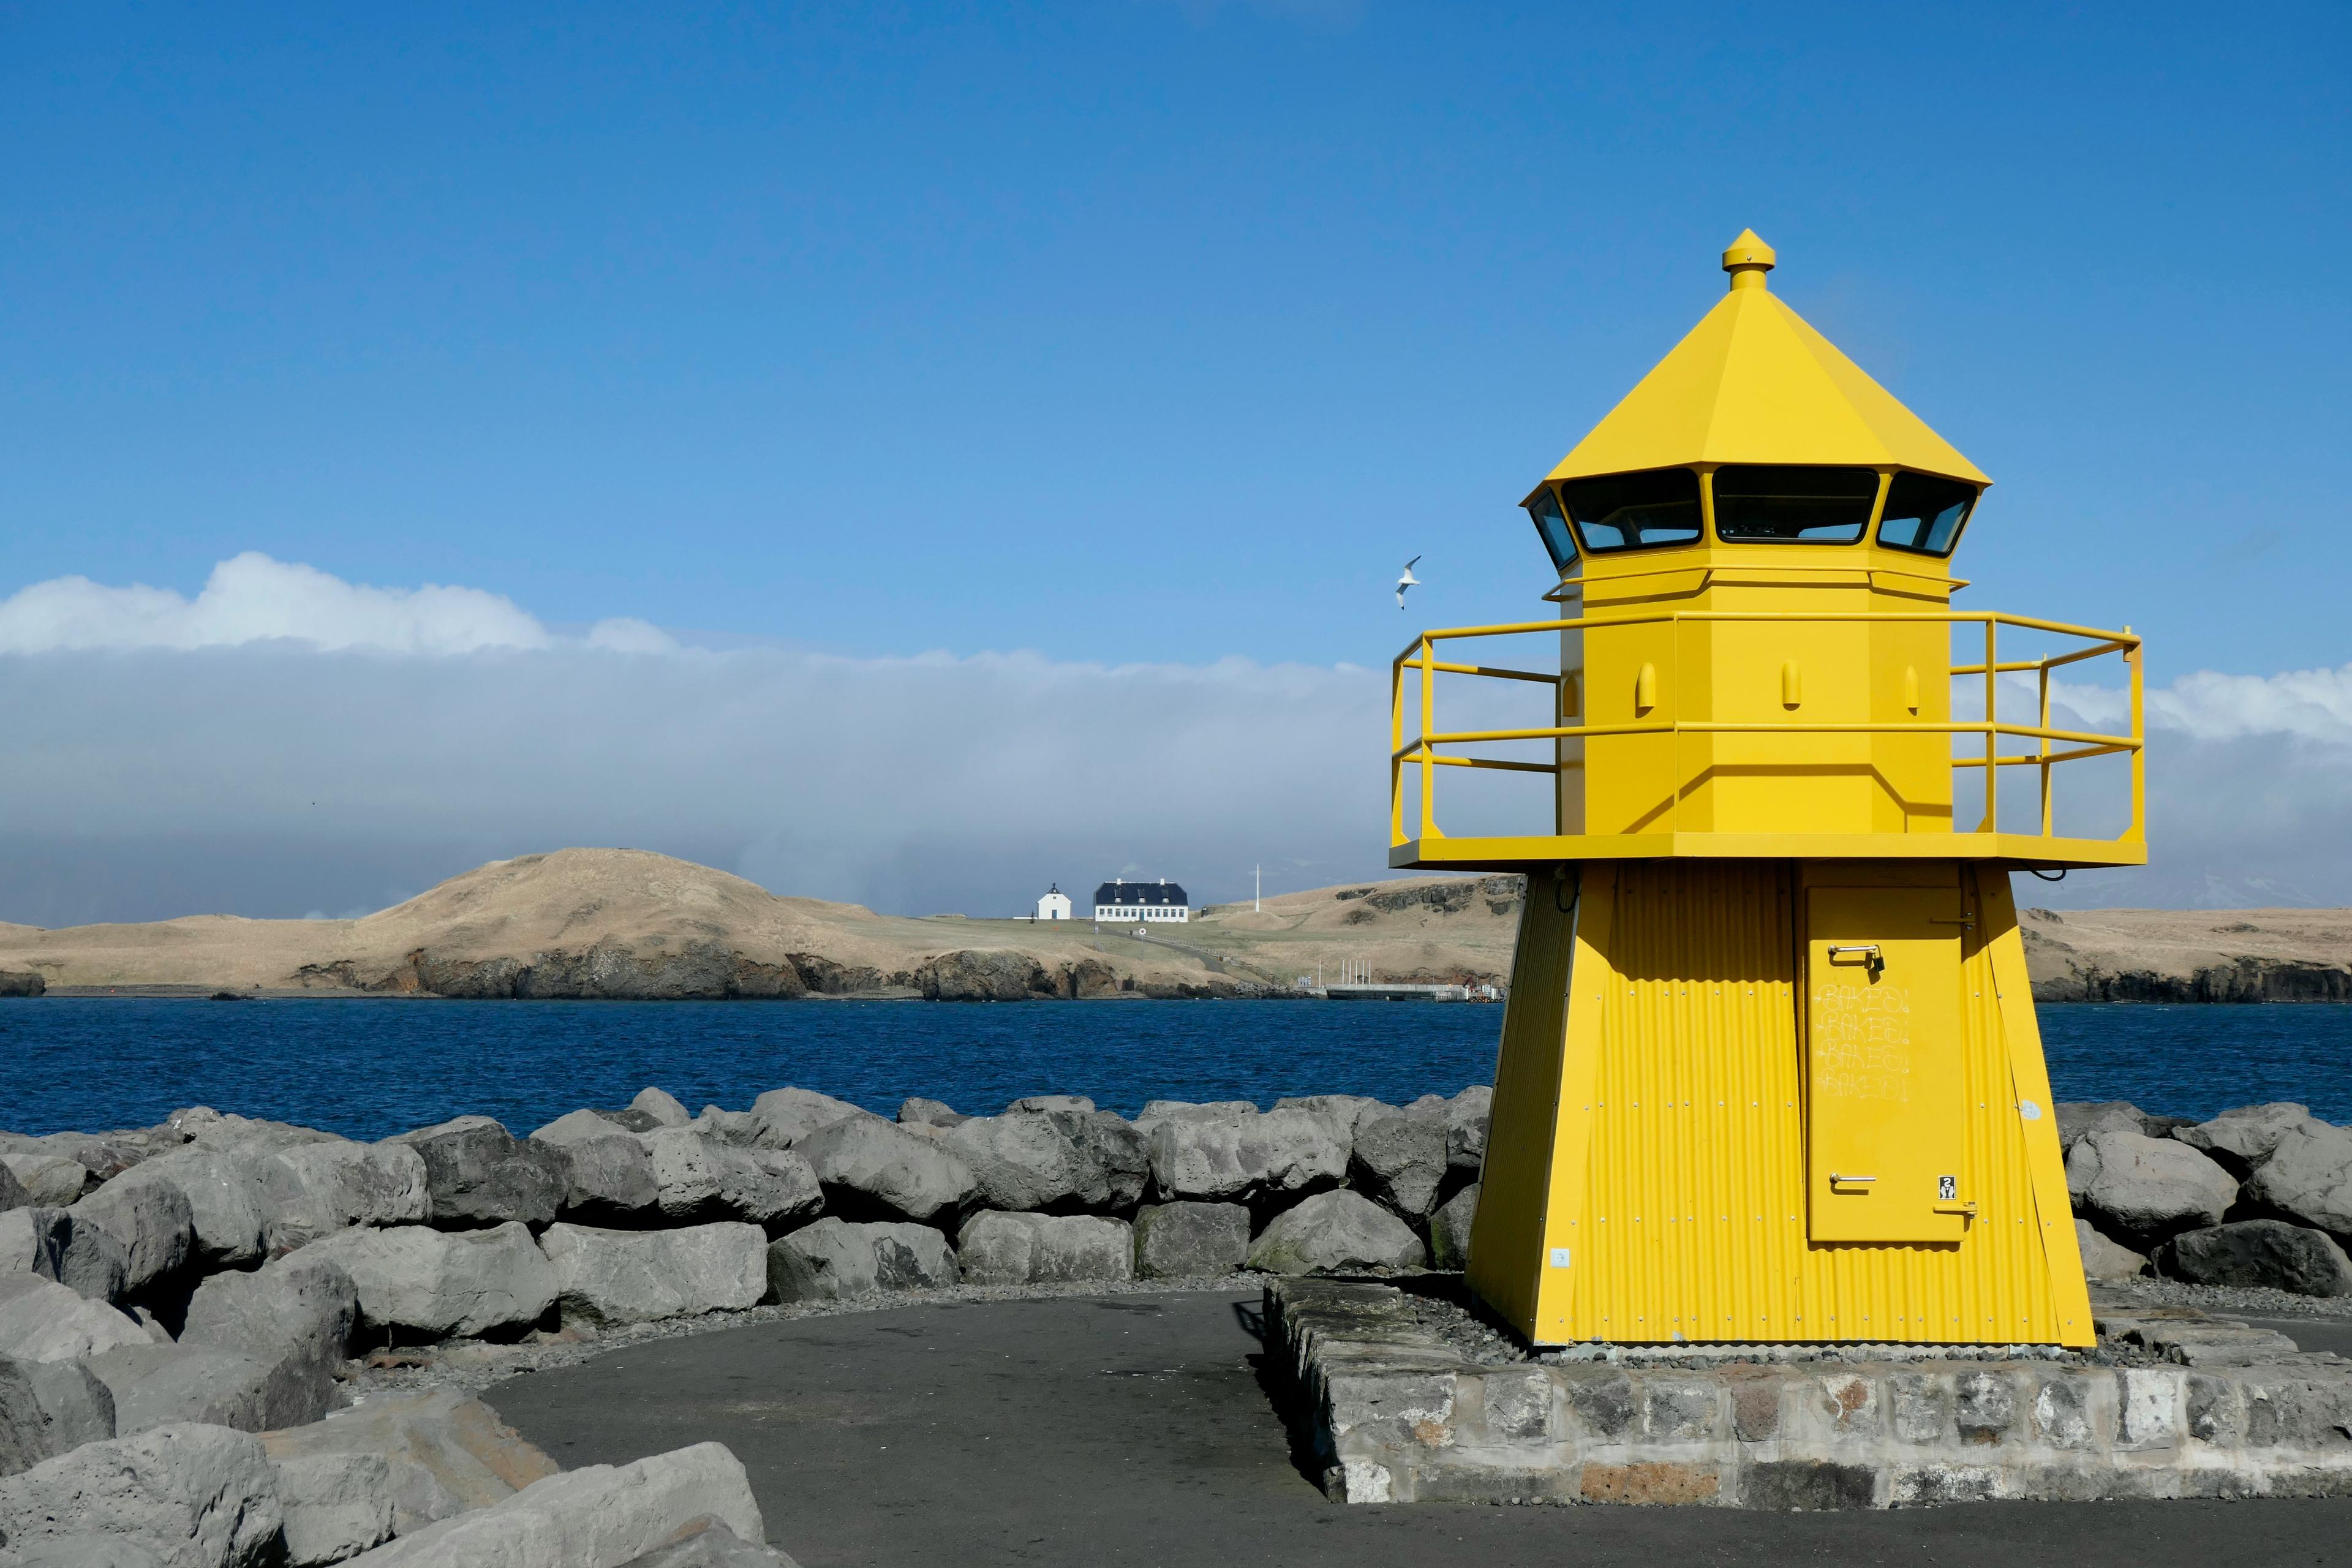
[1804,886,1967,1245]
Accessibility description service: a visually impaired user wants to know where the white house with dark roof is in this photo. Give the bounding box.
[1094,877,1189,924]
[1036,884,1072,921]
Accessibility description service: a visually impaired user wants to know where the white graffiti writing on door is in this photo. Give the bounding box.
[1812,984,1913,1102]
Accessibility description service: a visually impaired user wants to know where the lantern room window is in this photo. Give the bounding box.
[1526,486,1578,572]
[1877,472,1977,556]
[1559,469,1703,553]
[1710,465,1880,543]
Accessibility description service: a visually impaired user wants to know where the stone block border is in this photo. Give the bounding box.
[1265,1278,2352,1507]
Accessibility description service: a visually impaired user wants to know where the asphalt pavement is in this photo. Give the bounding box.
[487,1289,2352,1568]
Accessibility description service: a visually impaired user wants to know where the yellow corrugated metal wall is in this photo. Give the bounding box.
[1498,859,2089,1348]
[1464,866,1574,1333]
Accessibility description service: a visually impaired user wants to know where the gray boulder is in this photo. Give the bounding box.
[270,1450,396,1566]
[896,1099,965,1130]
[170,1111,337,1157]
[526,1110,618,1147]
[0,1275,157,1363]
[955,1213,1131,1286]
[2064,1129,2237,1246]
[540,1223,767,1327]
[686,1109,758,1146]
[765,1219,957,1303]
[0,1533,170,1565]
[0,1355,116,1478]
[303,1224,555,1341]
[2160,1219,2352,1297]
[628,1089,692,1129]
[1006,1096,1093,1114]
[80,1346,287,1437]
[2245,1121,2352,1240]
[389,1119,565,1230]
[2056,1101,2154,1151]
[261,1390,558,1538]
[2174,1102,2326,1178]
[1246,1190,1425,1275]
[336,1440,761,1568]
[791,1119,975,1224]
[2073,1218,2149,1282]
[638,1133,821,1229]
[179,1253,356,1426]
[744,1089,864,1151]
[0,1134,146,1186]
[1145,1108,1346,1207]
[1348,1107,1447,1217]
[2,1155,89,1207]
[526,1114,660,1224]
[586,1109,665,1136]
[941,1111,1145,1215]
[251,1143,428,1253]
[1430,1182,1479,1270]
[0,1208,132,1303]
[0,1422,284,1568]
[1129,1203,1248,1280]
[1444,1085,1491,1172]
[1133,1101,1257,1133]
[72,1174,195,1294]
[614,1519,797,1568]
[1271,1096,1382,1142]
[124,1153,268,1269]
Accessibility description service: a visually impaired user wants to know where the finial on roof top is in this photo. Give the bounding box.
[1722,229,1776,292]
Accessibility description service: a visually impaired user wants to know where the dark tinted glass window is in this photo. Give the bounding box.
[1526,486,1578,571]
[1877,472,1977,556]
[1711,465,1879,543]
[1560,469,1702,552]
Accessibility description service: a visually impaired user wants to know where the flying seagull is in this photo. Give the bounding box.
[1395,556,1421,609]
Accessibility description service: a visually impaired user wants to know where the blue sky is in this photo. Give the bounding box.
[0,3,2345,921]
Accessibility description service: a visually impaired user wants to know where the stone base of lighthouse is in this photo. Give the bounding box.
[1466,859,2093,1350]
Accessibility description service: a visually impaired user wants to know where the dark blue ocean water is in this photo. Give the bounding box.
[1,998,2346,1142]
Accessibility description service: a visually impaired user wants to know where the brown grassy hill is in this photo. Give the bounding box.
[2020,905,2352,1002]
[0,849,1521,1000]
[0,849,2338,1001]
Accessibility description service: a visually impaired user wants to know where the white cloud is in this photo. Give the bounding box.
[0,554,2340,922]
[0,552,552,655]
[2149,666,2352,746]
[584,617,680,654]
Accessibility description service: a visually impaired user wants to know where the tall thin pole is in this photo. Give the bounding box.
[1254,864,1261,913]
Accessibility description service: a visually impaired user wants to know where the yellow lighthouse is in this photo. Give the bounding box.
[1397,233,2146,1349]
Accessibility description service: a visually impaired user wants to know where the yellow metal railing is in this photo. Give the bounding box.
[1389,610,2144,851]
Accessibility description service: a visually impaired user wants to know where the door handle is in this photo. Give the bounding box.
[1828,1174,1875,1186]
[1825,944,1884,976]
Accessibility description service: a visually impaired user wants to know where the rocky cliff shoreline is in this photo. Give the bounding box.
[0,849,2343,1003]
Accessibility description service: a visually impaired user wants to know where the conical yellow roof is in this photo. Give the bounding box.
[1539,232,1989,488]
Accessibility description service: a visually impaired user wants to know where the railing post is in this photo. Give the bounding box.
[1390,652,1406,846]
[1419,638,1436,839]
[2038,659,2054,837]
[2127,627,2146,846]
[1982,618,1999,834]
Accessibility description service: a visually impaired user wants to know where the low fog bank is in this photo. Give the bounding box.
[0,553,2342,925]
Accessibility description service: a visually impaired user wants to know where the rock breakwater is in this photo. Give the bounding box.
[0,1082,1491,1562]
[9,1082,2352,1550]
